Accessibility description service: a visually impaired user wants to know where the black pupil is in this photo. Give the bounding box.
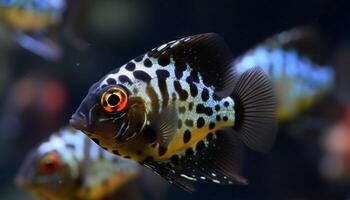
[108,94,120,106]
[45,161,54,168]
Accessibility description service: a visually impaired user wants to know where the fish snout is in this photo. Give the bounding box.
[69,113,88,131]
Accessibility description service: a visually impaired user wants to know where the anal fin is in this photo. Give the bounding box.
[143,128,247,192]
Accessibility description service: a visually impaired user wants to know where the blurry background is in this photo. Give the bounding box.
[0,0,350,199]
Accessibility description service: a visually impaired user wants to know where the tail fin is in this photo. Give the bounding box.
[231,67,277,152]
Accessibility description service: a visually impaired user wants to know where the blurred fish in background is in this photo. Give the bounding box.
[234,26,335,123]
[320,106,350,183]
[16,127,168,200]
[0,0,87,61]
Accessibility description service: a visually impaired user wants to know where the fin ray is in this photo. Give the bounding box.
[231,67,277,152]
[151,106,178,147]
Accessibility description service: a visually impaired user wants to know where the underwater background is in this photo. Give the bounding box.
[0,0,350,199]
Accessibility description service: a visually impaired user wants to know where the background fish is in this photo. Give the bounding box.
[16,127,166,200]
[70,33,277,191]
[0,0,86,60]
[234,26,335,122]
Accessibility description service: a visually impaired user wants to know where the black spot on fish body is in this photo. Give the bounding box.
[197,117,205,128]
[185,148,194,157]
[113,150,120,156]
[106,78,117,85]
[170,155,179,166]
[196,104,213,116]
[157,78,169,108]
[196,141,205,151]
[216,115,221,121]
[144,58,153,67]
[183,130,192,143]
[209,122,215,130]
[118,75,132,84]
[134,71,152,82]
[174,60,187,71]
[173,81,188,101]
[179,106,186,113]
[175,68,183,79]
[189,83,198,97]
[158,146,167,156]
[215,105,220,111]
[185,119,193,127]
[186,71,200,83]
[158,55,170,66]
[206,132,214,141]
[201,88,209,101]
[223,116,228,121]
[134,55,144,62]
[224,101,229,107]
[143,127,157,143]
[188,102,194,111]
[156,69,170,78]
[125,62,136,71]
[124,156,131,159]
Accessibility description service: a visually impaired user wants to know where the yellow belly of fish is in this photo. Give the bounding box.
[3,8,57,31]
[156,119,233,161]
[78,172,138,200]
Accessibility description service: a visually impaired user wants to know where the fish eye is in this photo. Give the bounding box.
[101,87,128,113]
[38,152,61,175]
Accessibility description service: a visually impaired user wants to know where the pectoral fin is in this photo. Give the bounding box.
[150,106,178,148]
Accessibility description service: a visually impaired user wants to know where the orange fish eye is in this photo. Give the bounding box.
[101,87,128,113]
[39,152,61,175]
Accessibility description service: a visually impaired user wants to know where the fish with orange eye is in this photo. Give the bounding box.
[101,87,128,113]
[70,33,277,192]
[38,152,62,175]
[16,128,154,200]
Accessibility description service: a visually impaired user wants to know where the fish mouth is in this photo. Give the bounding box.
[15,175,31,189]
[69,113,88,131]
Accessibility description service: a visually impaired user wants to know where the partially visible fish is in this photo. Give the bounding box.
[234,26,335,122]
[15,127,155,200]
[0,0,86,60]
[70,33,277,191]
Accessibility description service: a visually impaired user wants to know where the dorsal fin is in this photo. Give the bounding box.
[148,33,236,97]
[263,26,327,64]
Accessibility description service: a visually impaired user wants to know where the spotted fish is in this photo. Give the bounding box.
[16,127,142,200]
[70,33,277,192]
[234,26,335,121]
[0,0,85,60]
